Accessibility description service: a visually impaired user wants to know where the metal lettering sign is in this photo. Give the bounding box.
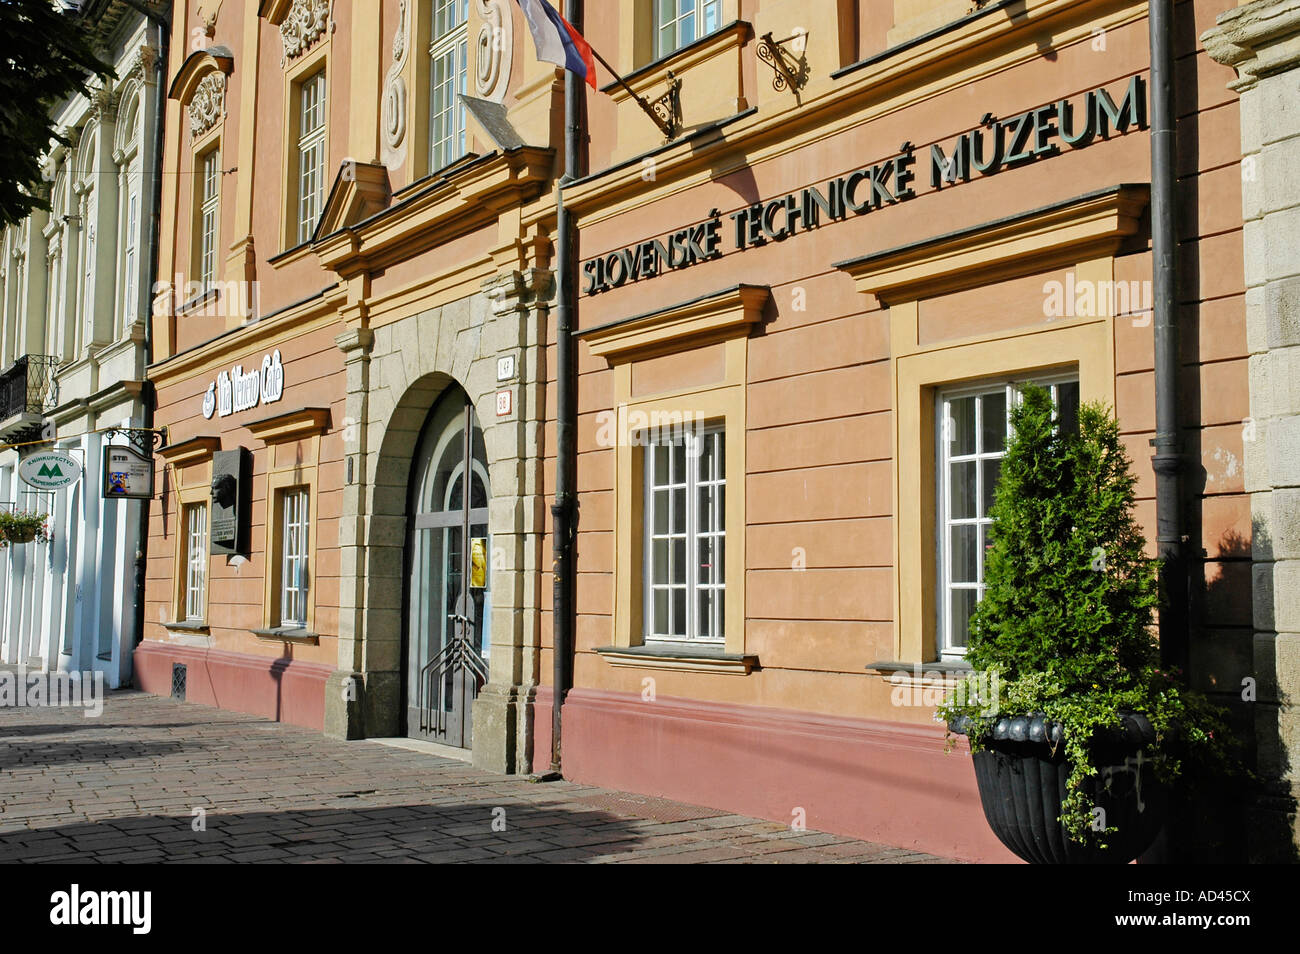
[582,77,1146,295]
[103,445,154,499]
[202,349,285,419]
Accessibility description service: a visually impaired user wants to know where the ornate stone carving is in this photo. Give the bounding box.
[381,0,410,169]
[188,71,227,138]
[280,0,332,66]
[474,0,512,104]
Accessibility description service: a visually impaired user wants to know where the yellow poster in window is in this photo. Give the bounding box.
[470,537,487,589]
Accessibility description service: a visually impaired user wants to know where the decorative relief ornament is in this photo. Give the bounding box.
[474,0,512,104]
[280,0,332,66]
[381,0,410,168]
[188,71,227,137]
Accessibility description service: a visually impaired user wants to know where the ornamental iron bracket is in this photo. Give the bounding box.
[647,70,682,140]
[757,32,808,95]
[104,426,168,456]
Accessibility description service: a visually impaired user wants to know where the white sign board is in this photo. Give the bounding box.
[103,445,154,499]
[19,451,82,491]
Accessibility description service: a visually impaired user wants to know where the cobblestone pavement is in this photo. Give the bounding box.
[0,690,954,864]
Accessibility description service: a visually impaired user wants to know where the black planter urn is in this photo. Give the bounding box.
[950,712,1166,864]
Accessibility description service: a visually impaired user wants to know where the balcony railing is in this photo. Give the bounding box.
[0,355,58,424]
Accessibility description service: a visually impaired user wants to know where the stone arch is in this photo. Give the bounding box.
[329,270,551,772]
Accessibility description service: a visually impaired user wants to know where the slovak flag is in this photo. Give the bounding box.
[515,0,598,90]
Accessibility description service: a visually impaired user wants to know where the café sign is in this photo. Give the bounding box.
[202,349,285,419]
[583,77,1146,295]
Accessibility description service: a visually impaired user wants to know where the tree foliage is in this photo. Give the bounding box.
[940,384,1228,845]
[0,0,116,227]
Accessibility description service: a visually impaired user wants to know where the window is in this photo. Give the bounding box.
[184,503,208,622]
[654,0,721,58]
[644,426,725,642]
[937,376,1080,657]
[279,488,310,628]
[428,0,468,172]
[296,71,328,244]
[122,191,138,326]
[198,149,219,287]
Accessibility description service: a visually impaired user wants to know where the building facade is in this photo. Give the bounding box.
[135,0,1295,862]
[139,0,560,775]
[537,0,1263,862]
[0,0,164,689]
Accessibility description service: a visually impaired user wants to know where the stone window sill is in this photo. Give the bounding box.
[164,620,210,634]
[866,659,971,686]
[251,627,319,645]
[596,643,757,675]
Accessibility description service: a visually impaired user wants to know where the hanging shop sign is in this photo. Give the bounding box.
[19,451,83,491]
[202,349,285,419]
[583,76,1146,295]
[103,444,154,499]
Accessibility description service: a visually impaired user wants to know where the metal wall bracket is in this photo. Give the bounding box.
[642,70,682,140]
[757,32,808,95]
[103,426,168,455]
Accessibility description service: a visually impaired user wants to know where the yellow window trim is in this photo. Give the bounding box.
[170,467,214,627]
[260,435,322,633]
[601,286,762,662]
[837,186,1148,666]
[280,40,332,252]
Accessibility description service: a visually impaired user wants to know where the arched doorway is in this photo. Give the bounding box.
[404,384,491,747]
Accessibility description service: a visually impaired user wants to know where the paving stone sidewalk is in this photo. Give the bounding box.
[0,690,954,864]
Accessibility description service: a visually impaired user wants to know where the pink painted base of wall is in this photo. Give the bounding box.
[133,642,332,732]
[533,686,1019,863]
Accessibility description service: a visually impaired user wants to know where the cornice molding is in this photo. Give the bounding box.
[579,283,769,363]
[245,406,331,444]
[158,434,221,467]
[314,147,554,277]
[1202,0,1300,88]
[835,184,1150,306]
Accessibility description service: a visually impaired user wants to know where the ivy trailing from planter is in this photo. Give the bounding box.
[0,510,50,548]
[938,384,1228,847]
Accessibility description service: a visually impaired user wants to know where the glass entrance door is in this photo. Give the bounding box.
[406,388,490,747]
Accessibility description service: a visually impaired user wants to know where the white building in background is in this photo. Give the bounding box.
[0,1,166,688]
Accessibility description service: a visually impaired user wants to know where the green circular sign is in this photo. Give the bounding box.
[19,451,82,491]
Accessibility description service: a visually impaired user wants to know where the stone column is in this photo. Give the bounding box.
[325,326,376,739]
[1204,0,1300,860]
[472,267,552,774]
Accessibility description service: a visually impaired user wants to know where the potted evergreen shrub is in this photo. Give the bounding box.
[0,510,50,547]
[938,384,1224,864]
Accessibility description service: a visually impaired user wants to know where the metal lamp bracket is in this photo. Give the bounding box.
[757,32,808,95]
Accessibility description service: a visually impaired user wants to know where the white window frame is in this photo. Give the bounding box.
[184,503,208,622]
[643,425,725,643]
[297,70,327,244]
[122,188,138,328]
[936,374,1080,658]
[198,149,219,288]
[428,0,468,173]
[280,488,310,628]
[654,0,722,58]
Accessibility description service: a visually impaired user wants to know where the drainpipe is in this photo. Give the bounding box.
[550,0,583,775]
[1148,0,1188,677]
[130,4,170,662]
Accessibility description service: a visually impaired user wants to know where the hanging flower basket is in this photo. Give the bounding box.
[0,511,50,548]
